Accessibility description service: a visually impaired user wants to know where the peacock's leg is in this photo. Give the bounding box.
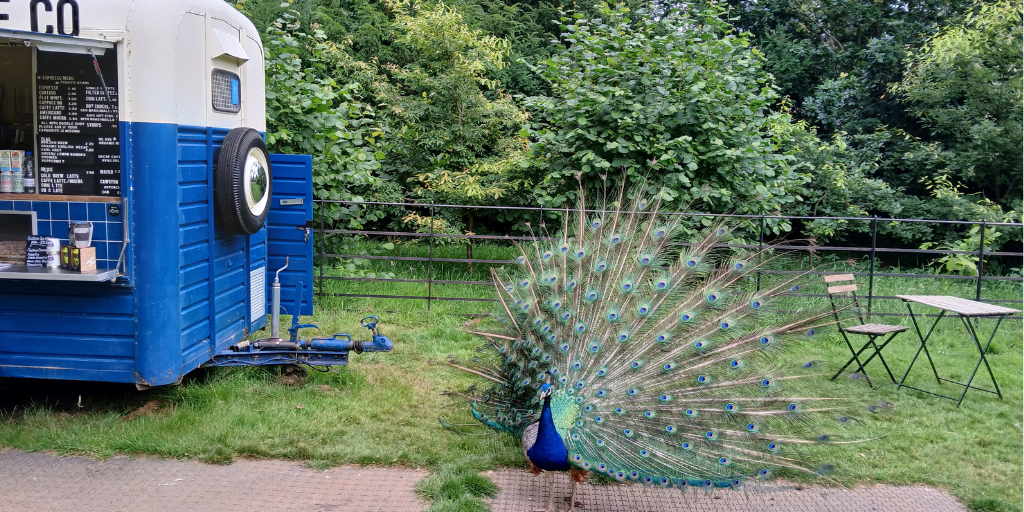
[567,478,577,512]
[546,471,555,512]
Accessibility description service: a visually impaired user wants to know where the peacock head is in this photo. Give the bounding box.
[539,382,553,399]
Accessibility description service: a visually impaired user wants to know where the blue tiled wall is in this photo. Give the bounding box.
[2,200,124,270]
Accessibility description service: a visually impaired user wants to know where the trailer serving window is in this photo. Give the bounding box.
[0,31,121,281]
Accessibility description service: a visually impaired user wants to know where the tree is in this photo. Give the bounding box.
[525,2,808,219]
[896,0,1023,207]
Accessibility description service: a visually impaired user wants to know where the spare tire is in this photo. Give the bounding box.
[216,127,272,235]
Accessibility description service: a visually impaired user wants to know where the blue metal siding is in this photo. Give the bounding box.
[266,154,314,316]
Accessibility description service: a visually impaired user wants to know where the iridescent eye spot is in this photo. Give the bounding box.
[630,361,643,369]
[724,403,736,411]
[707,293,719,302]
[838,416,849,423]
[610,234,621,244]
[703,480,713,489]
[594,416,603,423]
[505,285,514,293]
[575,379,585,389]
[686,258,699,267]
[644,477,653,484]
[663,363,675,371]
[559,244,569,254]
[643,411,655,418]
[597,463,607,471]
[735,261,746,270]
[566,279,578,291]
[607,310,618,321]
[705,431,718,440]
[521,302,531,311]
[746,423,760,432]
[630,471,640,479]
[572,361,582,370]
[685,409,697,417]
[571,433,580,441]
[788,403,801,412]
[550,368,559,375]
[597,368,607,377]
[560,343,571,352]
[516,256,526,264]
[637,304,650,315]
[716,228,727,236]
[656,333,669,342]
[551,300,562,309]
[718,457,730,466]
[659,394,672,402]
[654,227,667,237]
[618,331,630,342]
[541,324,550,333]
[680,313,692,322]
[639,449,649,457]
[751,300,762,309]
[591,219,601,229]
[681,442,693,451]
[542,354,551,362]
[560,311,571,321]
[665,425,676,433]
[542,251,553,260]
[761,378,775,387]
[572,454,582,463]
[806,329,817,336]
[693,340,706,350]
[760,336,774,345]
[596,439,605,447]
[623,429,634,437]
[767,443,779,452]
[818,435,830,442]
[639,254,652,265]
[586,290,599,301]
[595,261,607,271]
[596,389,606,397]
[589,342,601,353]
[576,249,586,258]
[615,407,625,414]
[621,281,633,291]
[615,472,625,480]
[627,388,638,396]
[759,469,772,479]
[697,375,710,384]
[656,279,669,289]
[575,322,586,333]
[559,376,568,384]
[520,279,530,288]
[720,320,732,329]
[791,285,801,292]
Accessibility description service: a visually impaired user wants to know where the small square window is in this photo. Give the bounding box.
[212,69,241,113]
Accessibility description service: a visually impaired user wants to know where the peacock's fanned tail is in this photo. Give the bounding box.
[463,180,878,489]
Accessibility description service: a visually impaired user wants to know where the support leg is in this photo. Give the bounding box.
[547,471,555,512]
[568,479,577,512]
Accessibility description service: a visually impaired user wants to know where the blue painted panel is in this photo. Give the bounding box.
[267,154,314,316]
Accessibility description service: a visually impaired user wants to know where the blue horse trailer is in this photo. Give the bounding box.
[0,0,388,386]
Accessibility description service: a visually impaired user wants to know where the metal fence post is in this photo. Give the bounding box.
[756,214,765,292]
[976,220,986,301]
[868,216,878,318]
[317,200,324,298]
[427,201,435,312]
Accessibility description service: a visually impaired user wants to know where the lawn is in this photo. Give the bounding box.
[0,242,1021,512]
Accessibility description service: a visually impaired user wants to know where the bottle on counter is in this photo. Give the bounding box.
[12,165,23,193]
[23,151,35,194]
[0,169,11,193]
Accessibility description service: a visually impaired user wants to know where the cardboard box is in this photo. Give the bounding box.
[0,150,10,172]
[70,247,96,272]
[10,150,22,169]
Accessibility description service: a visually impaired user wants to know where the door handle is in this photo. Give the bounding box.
[295,220,314,242]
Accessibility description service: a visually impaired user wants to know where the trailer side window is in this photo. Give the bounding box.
[212,69,241,113]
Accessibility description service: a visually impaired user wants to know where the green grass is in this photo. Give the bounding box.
[0,241,1021,511]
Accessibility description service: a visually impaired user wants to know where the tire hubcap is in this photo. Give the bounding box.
[243,148,269,217]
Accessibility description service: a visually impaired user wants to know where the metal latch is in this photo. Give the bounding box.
[280,198,304,206]
[295,220,314,242]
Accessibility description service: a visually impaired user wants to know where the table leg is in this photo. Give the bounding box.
[898,304,945,389]
[954,314,1004,407]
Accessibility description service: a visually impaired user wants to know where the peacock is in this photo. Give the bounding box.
[448,178,883,511]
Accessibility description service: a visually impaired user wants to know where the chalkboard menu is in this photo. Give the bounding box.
[35,49,120,197]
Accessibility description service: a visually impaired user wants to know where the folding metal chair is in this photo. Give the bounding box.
[825,274,908,387]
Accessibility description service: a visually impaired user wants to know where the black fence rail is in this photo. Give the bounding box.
[311,200,1024,317]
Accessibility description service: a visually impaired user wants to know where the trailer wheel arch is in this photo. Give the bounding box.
[216,127,273,235]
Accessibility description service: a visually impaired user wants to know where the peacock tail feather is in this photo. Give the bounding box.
[457,179,883,489]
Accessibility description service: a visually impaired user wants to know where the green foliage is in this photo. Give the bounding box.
[897,0,1023,206]
[525,3,807,217]
[416,463,499,512]
[263,11,388,227]
[383,1,532,207]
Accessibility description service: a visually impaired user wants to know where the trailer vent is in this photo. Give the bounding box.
[250,266,265,323]
[212,69,241,113]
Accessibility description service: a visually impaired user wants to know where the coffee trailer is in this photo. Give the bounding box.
[0,0,388,386]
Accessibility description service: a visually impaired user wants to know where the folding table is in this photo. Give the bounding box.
[895,295,1020,407]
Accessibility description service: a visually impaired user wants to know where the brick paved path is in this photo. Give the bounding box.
[0,451,967,512]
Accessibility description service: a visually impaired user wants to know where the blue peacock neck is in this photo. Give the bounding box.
[526,395,572,471]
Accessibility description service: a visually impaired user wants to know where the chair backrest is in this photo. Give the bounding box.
[823,273,865,325]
